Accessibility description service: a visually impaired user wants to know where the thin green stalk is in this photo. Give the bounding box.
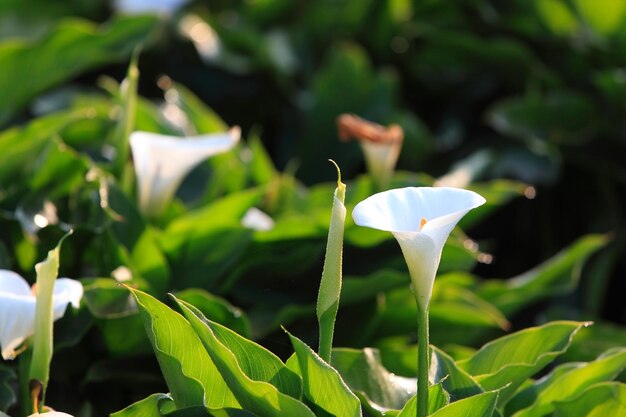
[316,160,346,363]
[417,303,429,417]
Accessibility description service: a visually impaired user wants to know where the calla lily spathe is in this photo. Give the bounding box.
[337,114,403,188]
[29,412,74,417]
[130,127,241,217]
[352,187,485,308]
[0,270,83,360]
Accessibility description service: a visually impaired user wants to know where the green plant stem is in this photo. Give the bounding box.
[417,303,429,417]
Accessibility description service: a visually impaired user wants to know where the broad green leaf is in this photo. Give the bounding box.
[174,297,301,399]
[573,0,626,36]
[167,407,260,417]
[553,382,626,417]
[535,0,580,36]
[429,390,498,417]
[175,289,251,337]
[505,362,583,415]
[331,348,415,410]
[477,234,608,316]
[175,299,315,417]
[486,92,598,144]
[512,348,626,417]
[286,330,362,417]
[131,289,238,409]
[0,15,157,124]
[111,393,173,417]
[0,111,84,187]
[383,381,449,417]
[28,137,91,198]
[458,321,589,405]
[430,347,484,400]
[0,365,16,412]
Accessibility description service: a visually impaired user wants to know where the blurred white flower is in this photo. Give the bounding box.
[113,0,189,15]
[29,411,74,417]
[338,114,403,188]
[0,270,83,360]
[130,127,240,217]
[241,207,275,231]
[352,187,485,308]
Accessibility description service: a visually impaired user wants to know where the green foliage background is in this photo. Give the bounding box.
[0,0,625,416]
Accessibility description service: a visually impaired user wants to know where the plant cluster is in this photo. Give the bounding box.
[0,1,625,416]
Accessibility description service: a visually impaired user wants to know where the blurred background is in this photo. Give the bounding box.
[1,0,626,415]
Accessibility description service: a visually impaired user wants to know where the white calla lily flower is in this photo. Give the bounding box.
[130,127,241,217]
[29,412,74,417]
[0,270,83,360]
[113,0,189,15]
[337,114,403,188]
[352,187,485,308]
[241,207,275,231]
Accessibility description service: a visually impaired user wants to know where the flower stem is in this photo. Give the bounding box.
[417,303,429,417]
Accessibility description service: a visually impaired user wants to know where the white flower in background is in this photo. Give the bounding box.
[337,114,404,188]
[352,187,485,308]
[241,207,275,231]
[130,127,241,217]
[0,270,83,360]
[29,411,74,417]
[113,0,189,15]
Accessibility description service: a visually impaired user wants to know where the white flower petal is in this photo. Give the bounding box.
[130,127,241,216]
[360,140,402,187]
[0,294,36,360]
[241,207,275,231]
[29,412,74,417]
[0,270,32,296]
[352,187,485,235]
[352,187,485,308]
[114,0,189,15]
[52,278,84,321]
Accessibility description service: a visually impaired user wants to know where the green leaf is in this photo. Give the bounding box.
[486,92,598,144]
[512,348,626,417]
[286,330,362,417]
[429,390,498,417]
[428,346,484,401]
[174,289,251,338]
[458,321,590,405]
[0,15,157,124]
[175,298,315,417]
[535,0,580,36]
[477,234,608,316]
[331,348,415,410]
[111,393,173,417]
[0,110,84,188]
[175,297,301,399]
[553,382,626,417]
[130,288,238,409]
[387,381,449,416]
[573,0,626,36]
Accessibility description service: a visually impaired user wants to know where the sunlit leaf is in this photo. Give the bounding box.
[175,298,314,417]
[286,330,362,417]
[131,288,238,409]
